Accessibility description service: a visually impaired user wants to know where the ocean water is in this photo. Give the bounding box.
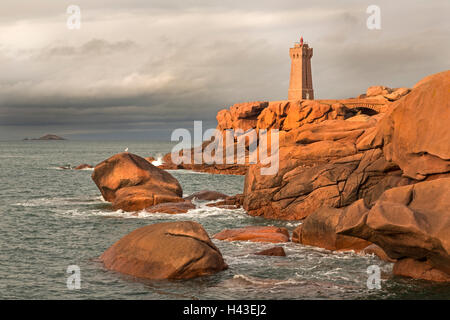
[0,140,449,300]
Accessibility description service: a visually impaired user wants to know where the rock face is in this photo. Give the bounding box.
[213,226,290,243]
[92,153,183,212]
[243,118,412,220]
[337,178,450,281]
[292,206,371,251]
[254,247,286,256]
[243,71,450,221]
[217,101,268,132]
[375,70,450,180]
[100,221,228,280]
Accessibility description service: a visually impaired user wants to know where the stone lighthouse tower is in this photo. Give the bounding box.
[288,36,314,100]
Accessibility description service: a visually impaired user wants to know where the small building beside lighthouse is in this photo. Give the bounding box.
[288,36,314,100]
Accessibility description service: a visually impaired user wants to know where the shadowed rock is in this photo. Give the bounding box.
[292,206,371,252]
[254,247,286,256]
[337,178,450,281]
[100,221,228,280]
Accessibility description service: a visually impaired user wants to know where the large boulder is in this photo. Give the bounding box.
[375,70,450,180]
[337,178,450,281]
[362,244,396,263]
[213,226,290,243]
[207,194,244,209]
[254,247,286,256]
[100,221,228,280]
[292,206,371,251]
[393,258,450,282]
[92,153,183,211]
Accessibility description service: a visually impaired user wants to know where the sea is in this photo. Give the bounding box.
[0,140,449,299]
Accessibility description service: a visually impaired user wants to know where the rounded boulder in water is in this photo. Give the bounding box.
[100,221,228,280]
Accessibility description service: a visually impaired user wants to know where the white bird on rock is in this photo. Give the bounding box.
[124,147,128,152]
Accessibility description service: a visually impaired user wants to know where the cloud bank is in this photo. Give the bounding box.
[0,0,448,140]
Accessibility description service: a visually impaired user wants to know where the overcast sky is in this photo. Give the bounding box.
[0,0,448,140]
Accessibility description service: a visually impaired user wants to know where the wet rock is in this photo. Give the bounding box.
[254,246,286,256]
[100,221,228,280]
[74,164,93,170]
[185,190,229,201]
[91,152,183,212]
[206,194,244,209]
[213,226,290,243]
[143,200,196,214]
[393,258,450,282]
[292,206,371,252]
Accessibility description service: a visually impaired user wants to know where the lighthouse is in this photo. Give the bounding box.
[288,36,314,100]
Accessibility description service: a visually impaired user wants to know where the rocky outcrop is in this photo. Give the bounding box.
[213,226,290,243]
[337,178,450,281]
[393,258,450,282]
[364,86,410,101]
[207,194,244,209]
[145,156,156,163]
[217,101,268,132]
[292,206,371,251]
[254,247,286,256]
[374,71,450,180]
[158,144,248,175]
[74,164,93,170]
[36,134,66,140]
[185,190,229,201]
[362,244,396,263]
[243,119,412,220]
[142,201,196,214]
[243,71,449,221]
[100,221,228,280]
[91,152,183,212]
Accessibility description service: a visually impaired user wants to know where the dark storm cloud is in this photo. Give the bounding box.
[0,0,448,140]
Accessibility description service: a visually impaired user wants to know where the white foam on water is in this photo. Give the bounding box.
[230,274,302,287]
[151,155,164,167]
[167,169,209,175]
[55,201,248,221]
[13,195,106,207]
[78,167,94,171]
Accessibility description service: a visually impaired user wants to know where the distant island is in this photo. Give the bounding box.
[23,134,66,140]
